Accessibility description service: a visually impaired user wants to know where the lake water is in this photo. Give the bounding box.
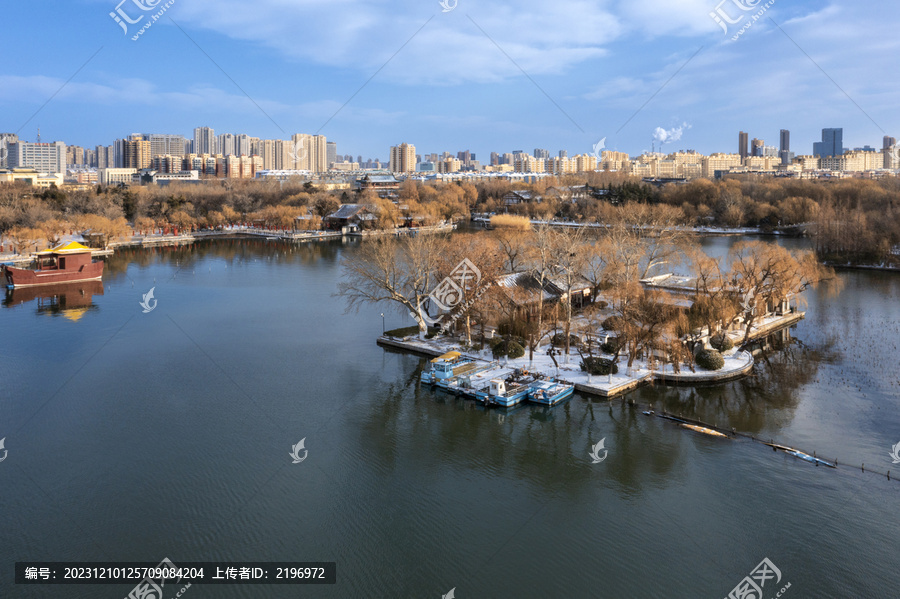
[2,235,898,598]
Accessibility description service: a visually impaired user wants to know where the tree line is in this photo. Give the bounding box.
[338,215,829,373]
[2,173,897,264]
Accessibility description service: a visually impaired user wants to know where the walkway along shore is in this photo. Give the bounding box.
[377,311,804,399]
[0,223,455,264]
[377,335,755,399]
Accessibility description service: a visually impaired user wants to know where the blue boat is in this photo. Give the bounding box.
[420,351,476,385]
[478,378,532,407]
[527,379,575,406]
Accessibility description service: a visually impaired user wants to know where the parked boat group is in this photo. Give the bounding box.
[420,351,575,407]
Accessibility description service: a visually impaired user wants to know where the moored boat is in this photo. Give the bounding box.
[421,351,476,384]
[527,379,575,406]
[3,242,104,288]
[480,378,531,407]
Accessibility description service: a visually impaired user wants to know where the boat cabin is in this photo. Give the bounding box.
[35,243,94,272]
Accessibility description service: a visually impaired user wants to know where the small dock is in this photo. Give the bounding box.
[377,336,755,400]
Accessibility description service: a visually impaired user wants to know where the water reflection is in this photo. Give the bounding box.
[362,324,834,498]
[103,238,346,282]
[355,354,689,497]
[3,280,103,321]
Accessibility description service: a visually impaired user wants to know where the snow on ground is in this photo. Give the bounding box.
[388,334,754,397]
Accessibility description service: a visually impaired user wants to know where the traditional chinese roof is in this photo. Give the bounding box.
[546,274,593,293]
[362,174,399,183]
[503,190,534,202]
[496,272,557,303]
[35,241,93,255]
[327,204,366,219]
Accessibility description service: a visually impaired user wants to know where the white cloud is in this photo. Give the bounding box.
[170,0,621,84]
[652,122,690,144]
[0,74,403,132]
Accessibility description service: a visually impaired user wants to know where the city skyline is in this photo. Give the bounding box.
[5,123,896,170]
[1,1,898,160]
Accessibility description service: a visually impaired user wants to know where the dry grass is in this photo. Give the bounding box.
[490,214,532,230]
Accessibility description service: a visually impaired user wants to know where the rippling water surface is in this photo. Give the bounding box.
[2,236,898,598]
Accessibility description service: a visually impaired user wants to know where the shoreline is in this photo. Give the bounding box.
[376,311,803,400]
[377,336,755,400]
[0,223,455,264]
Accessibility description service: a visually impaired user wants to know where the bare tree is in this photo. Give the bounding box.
[550,225,589,361]
[337,234,446,337]
[607,282,680,370]
[6,226,42,254]
[686,246,738,338]
[524,223,558,363]
[728,240,827,345]
[493,224,534,273]
[39,219,72,247]
[436,235,505,344]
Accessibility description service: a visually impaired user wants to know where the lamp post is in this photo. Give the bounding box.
[380,313,385,335]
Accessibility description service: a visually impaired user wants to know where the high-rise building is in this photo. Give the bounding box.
[149,134,187,159]
[259,139,277,170]
[779,129,790,153]
[218,133,235,157]
[193,127,216,155]
[124,135,151,169]
[751,138,764,157]
[738,131,749,160]
[113,138,127,168]
[272,139,291,170]
[235,134,251,157]
[534,148,549,160]
[883,136,896,150]
[326,142,337,169]
[813,128,843,157]
[0,133,19,168]
[8,141,66,173]
[150,155,183,173]
[778,129,792,166]
[559,150,568,159]
[390,143,416,173]
[66,145,86,166]
[289,134,327,171]
[438,157,462,173]
[514,156,545,173]
[94,145,112,169]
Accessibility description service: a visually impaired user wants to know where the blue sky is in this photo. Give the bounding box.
[2,0,898,161]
